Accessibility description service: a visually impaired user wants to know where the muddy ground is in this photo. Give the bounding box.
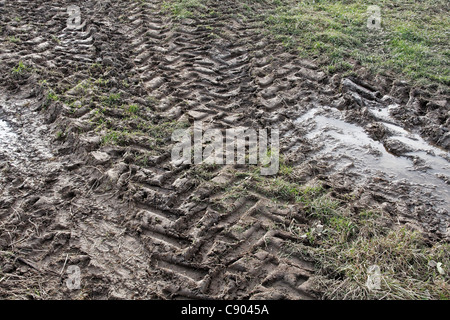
[0,0,449,299]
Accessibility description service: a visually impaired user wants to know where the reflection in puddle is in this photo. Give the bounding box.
[294,107,450,209]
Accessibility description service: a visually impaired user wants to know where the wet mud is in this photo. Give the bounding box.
[0,0,448,299]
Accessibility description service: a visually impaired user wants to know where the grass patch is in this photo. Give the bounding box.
[47,90,59,102]
[11,61,30,75]
[162,0,207,19]
[101,130,129,146]
[101,92,122,107]
[126,104,139,115]
[146,120,190,147]
[244,0,449,89]
[8,36,20,43]
[284,203,450,299]
[310,227,449,299]
[236,167,326,204]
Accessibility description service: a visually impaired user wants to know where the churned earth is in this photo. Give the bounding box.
[0,0,449,299]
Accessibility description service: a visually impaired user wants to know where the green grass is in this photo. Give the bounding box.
[234,165,326,204]
[11,61,30,75]
[287,218,450,299]
[126,104,139,115]
[47,90,59,102]
[146,120,190,146]
[101,120,189,148]
[101,130,128,145]
[101,93,121,107]
[8,36,20,43]
[162,0,207,19]
[55,130,66,141]
[245,0,449,89]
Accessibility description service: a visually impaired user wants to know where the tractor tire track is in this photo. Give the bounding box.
[0,0,448,300]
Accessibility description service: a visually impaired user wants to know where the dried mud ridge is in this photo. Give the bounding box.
[0,1,449,299]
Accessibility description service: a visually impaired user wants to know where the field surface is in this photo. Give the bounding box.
[0,0,449,299]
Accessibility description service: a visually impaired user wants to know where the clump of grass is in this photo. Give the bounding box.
[101,92,121,107]
[11,61,30,75]
[8,36,20,43]
[126,104,139,115]
[162,0,207,19]
[101,130,128,145]
[51,35,61,44]
[243,170,326,204]
[47,90,59,102]
[146,120,190,145]
[304,193,340,220]
[94,78,109,87]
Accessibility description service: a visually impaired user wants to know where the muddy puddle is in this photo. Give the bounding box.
[0,117,17,159]
[0,95,54,171]
[293,105,450,217]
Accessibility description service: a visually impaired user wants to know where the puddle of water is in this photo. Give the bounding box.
[0,109,19,159]
[0,119,17,149]
[369,104,398,123]
[0,96,54,168]
[369,106,450,178]
[294,107,450,208]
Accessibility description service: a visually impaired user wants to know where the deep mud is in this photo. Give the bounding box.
[0,0,448,299]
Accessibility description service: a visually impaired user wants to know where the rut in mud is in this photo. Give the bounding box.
[0,0,449,299]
